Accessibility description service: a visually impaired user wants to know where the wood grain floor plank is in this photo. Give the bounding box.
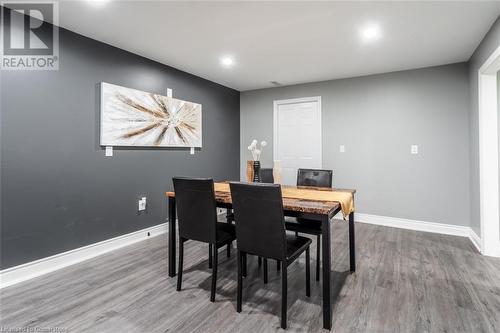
[1,222,500,333]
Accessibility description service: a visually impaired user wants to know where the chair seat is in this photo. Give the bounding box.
[216,222,236,246]
[285,217,322,235]
[286,235,312,262]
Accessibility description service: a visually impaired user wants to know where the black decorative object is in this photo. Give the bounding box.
[253,161,261,182]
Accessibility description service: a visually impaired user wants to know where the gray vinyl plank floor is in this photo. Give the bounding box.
[1,222,500,333]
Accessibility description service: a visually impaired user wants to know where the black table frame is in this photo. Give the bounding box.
[167,196,355,330]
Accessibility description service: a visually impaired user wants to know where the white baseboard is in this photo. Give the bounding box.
[485,245,500,257]
[354,213,470,237]
[0,223,167,289]
[468,229,482,253]
[349,213,482,253]
[482,240,500,257]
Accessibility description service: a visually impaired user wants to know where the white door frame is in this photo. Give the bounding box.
[273,96,322,167]
[478,45,500,257]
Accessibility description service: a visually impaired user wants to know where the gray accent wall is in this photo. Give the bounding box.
[240,63,470,226]
[0,27,240,269]
[468,16,500,236]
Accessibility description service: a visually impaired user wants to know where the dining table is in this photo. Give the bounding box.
[165,182,356,330]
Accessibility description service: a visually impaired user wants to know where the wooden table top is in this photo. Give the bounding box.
[165,183,355,216]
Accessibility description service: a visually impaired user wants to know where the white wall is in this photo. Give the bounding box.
[240,63,471,227]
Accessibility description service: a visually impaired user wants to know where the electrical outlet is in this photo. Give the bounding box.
[138,197,147,211]
[411,145,418,155]
[339,145,345,153]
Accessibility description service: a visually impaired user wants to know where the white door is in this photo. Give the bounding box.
[274,97,322,185]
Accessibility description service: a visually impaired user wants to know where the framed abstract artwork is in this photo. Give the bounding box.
[100,82,202,147]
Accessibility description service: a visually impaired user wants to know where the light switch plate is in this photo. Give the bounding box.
[339,145,345,153]
[411,145,418,154]
[105,146,113,157]
[138,197,147,211]
[190,147,195,155]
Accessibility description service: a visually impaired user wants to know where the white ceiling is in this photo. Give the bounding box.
[51,1,500,91]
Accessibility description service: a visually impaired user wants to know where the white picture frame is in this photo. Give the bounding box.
[100,82,202,147]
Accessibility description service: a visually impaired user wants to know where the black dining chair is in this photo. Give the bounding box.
[230,182,311,329]
[297,168,333,188]
[259,168,274,184]
[173,177,236,302]
[255,168,279,269]
[226,167,274,224]
[284,168,332,281]
[226,167,277,272]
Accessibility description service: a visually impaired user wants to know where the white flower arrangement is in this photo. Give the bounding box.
[248,139,267,161]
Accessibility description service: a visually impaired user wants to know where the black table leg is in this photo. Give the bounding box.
[321,214,332,330]
[242,253,247,277]
[225,208,233,257]
[168,196,177,277]
[349,212,356,273]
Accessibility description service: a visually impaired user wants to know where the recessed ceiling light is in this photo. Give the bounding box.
[87,0,111,6]
[360,24,381,42]
[220,56,235,67]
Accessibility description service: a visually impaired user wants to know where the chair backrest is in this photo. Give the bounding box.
[173,177,217,243]
[297,168,333,188]
[229,182,286,260]
[259,168,274,184]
